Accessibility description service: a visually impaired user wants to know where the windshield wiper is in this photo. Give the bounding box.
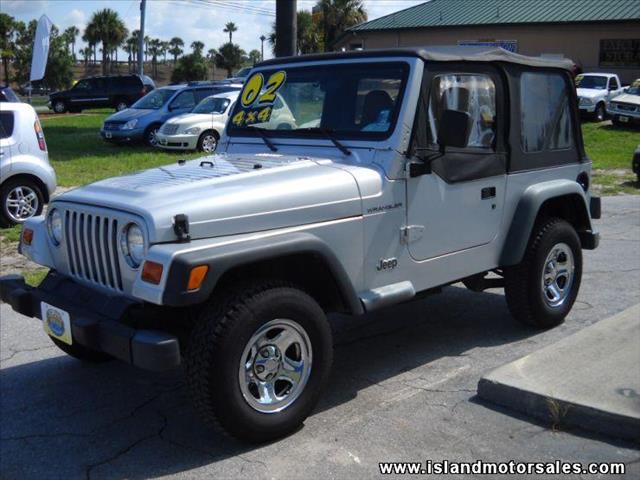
[300,128,351,156]
[245,126,278,152]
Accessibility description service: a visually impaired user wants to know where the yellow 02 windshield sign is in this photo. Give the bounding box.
[234,70,287,127]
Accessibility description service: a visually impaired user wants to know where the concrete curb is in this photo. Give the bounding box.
[478,304,640,443]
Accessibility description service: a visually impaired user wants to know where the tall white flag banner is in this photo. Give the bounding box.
[30,14,53,82]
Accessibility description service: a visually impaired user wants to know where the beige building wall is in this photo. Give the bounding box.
[337,22,639,83]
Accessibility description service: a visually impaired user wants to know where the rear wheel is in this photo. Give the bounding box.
[504,218,582,328]
[0,177,45,227]
[185,281,333,442]
[115,99,129,111]
[197,131,218,153]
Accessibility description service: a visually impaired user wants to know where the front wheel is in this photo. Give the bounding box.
[504,218,582,329]
[185,281,332,442]
[593,103,606,122]
[197,131,218,153]
[52,100,67,114]
[144,125,160,146]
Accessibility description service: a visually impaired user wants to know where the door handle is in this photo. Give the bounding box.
[481,186,496,199]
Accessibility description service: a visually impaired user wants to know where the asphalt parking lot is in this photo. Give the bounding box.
[1,195,639,479]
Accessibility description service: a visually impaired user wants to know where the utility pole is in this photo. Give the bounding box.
[260,35,266,61]
[138,0,146,76]
[275,0,296,57]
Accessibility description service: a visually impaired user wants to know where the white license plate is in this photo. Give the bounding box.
[618,115,629,123]
[105,131,112,138]
[41,302,72,345]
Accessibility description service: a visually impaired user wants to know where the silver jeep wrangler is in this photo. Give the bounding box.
[0,47,601,442]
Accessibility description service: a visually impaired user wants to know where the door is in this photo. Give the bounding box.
[70,78,108,108]
[0,110,14,181]
[407,67,507,261]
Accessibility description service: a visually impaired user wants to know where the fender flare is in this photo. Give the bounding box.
[500,179,592,266]
[161,231,364,315]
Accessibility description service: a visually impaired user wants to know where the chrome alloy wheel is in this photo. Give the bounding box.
[5,185,39,223]
[238,319,312,413]
[201,134,217,153]
[541,242,575,308]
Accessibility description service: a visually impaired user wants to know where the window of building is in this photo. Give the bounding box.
[520,72,572,153]
[427,74,496,149]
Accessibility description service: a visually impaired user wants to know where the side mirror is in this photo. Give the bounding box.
[438,109,471,151]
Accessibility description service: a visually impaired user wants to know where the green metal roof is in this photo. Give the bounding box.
[348,0,640,32]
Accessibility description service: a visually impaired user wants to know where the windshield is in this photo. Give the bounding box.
[626,86,640,96]
[132,88,175,109]
[235,67,251,77]
[575,75,607,90]
[192,96,232,114]
[227,62,409,139]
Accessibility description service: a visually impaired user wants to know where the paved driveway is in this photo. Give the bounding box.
[1,196,639,479]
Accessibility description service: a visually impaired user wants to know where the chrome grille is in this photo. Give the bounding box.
[160,123,179,135]
[64,210,123,291]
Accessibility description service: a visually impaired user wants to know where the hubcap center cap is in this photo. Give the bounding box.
[253,346,281,380]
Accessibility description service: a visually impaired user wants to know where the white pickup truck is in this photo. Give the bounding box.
[576,73,625,121]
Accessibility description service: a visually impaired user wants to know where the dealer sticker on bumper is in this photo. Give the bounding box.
[41,302,72,345]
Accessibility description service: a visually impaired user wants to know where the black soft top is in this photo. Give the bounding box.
[258,46,574,70]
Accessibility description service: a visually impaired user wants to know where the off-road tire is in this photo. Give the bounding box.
[185,280,333,443]
[50,337,112,363]
[0,177,45,227]
[504,218,582,329]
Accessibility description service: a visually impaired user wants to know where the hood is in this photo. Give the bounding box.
[55,154,365,243]
[105,108,154,122]
[166,113,217,125]
[611,93,640,106]
[577,88,605,99]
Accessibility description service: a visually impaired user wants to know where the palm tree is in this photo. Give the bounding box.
[64,26,79,59]
[82,23,99,64]
[80,46,92,66]
[191,40,204,56]
[144,35,150,62]
[169,37,184,64]
[223,22,237,43]
[318,0,367,51]
[123,38,136,72]
[148,38,162,77]
[86,8,128,74]
[207,47,218,78]
[161,41,169,63]
[130,30,140,70]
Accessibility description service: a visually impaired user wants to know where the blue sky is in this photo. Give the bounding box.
[1,0,424,59]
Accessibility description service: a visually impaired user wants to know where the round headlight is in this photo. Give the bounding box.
[47,208,63,245]
[120,223,145,268]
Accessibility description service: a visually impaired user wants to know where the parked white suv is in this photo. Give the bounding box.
[0,103,56,227]
[156,91,239,153]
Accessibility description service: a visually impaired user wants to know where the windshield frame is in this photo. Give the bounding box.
[131,87,177,110]
[226,60,411,142]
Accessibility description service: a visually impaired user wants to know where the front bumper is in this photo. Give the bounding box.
[579,104,596,114]
[0,273,180,371]
[100,128,144,143]
[156,132,198,150]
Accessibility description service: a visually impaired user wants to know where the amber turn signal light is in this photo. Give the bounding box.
[22,228,34,245]
[141,261,163,284]
[188,265,209,291]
